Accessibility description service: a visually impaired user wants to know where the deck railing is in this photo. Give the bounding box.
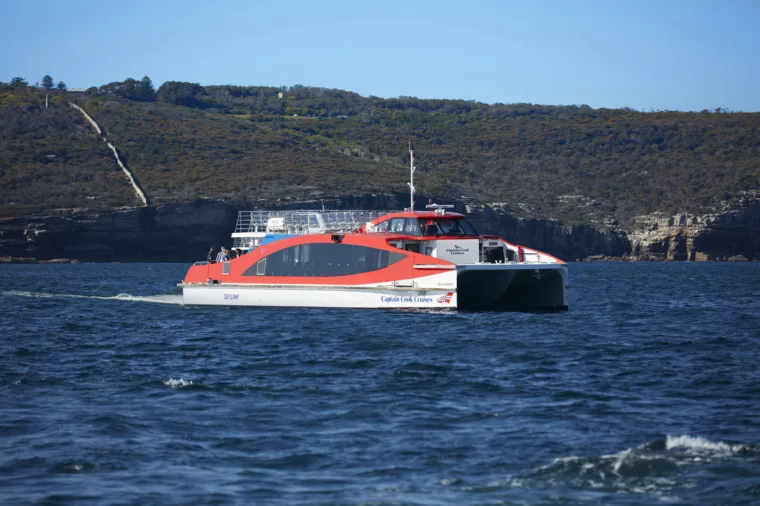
[232,210,391,248]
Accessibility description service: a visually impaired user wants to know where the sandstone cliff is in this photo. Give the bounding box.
[628,191,760,261]
[1,193,757,263]
[0,195,629,262]
[0,201,237,262]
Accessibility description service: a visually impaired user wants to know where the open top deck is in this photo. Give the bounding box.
[231,210,391,250]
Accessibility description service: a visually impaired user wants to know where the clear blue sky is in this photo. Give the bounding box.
[2,0,759,111]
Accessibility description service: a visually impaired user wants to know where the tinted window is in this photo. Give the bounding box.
[389,218,405,233]
[244,243,406,277]
[403,218,421,235]
[460,219,479,236]
[418,218,479,236]
[367,220,389,233]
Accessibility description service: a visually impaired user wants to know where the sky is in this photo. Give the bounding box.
[2,0,759,111]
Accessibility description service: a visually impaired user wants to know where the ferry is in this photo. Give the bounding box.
[180,144,568,311]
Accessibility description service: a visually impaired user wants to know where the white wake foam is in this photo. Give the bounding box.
[517,434,754,498]
[164,378,194,388]
[3,290,182,305]
[665,434,747,455]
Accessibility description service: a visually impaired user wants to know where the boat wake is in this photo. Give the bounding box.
[499,434,759,499]
[2,290,183,305]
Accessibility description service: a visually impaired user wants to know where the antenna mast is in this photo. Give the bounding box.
[407,141,415,211]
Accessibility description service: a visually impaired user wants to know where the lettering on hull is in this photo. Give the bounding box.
[380,296,435,304]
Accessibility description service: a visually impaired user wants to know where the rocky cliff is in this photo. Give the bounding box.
[0,195,630,262]
[0,201,237,262]
[1,193,757,263]
[628,191,760,261]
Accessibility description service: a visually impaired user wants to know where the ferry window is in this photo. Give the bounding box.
[405,242,420,253]
[438,219,463,236]
[243,243,406,277]
[460,219,479,236]
[418,218,478,236]
[389,218,406,233]
[419,219,442,236]
[367,220,389,233]
[403,218,421,236]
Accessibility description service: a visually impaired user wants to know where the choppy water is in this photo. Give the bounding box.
[1,262,760,505]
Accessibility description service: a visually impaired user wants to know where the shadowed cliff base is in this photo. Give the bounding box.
[0,193,757,262]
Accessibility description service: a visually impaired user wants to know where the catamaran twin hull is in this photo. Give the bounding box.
[181,234,568,311]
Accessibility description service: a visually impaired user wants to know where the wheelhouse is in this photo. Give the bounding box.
[365,214,479,237]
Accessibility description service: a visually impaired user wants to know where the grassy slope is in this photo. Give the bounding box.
[1,87,759,226]
[83,100,415,208]
[0,92,139,216]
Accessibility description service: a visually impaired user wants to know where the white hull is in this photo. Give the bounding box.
[182,284,457,309]
[181,263,567,311]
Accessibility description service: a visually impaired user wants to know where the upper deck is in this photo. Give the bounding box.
[231,210,391,249]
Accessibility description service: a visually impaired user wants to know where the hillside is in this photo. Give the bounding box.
[0,92,139,215]
[1,81,759,230]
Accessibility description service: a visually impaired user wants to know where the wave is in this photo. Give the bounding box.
[664,434,749,454]
[163,378,195,388]
[507,434,758,498]
[2,290,182,305]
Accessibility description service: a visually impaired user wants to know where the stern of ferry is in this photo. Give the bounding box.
[456,263,567,311]
[406,235,568,311]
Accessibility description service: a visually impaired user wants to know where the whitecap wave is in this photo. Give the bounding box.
[665,434,747,455]
[163,378,194,388]
[512,434,756,498]
[3,290,182,305]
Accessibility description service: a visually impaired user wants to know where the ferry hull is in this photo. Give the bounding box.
[182,284,457,309]
[457,264,568,311]
[181,263,567,311]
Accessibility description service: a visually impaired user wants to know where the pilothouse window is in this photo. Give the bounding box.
[389,218,405,233]
[403,218,421,235]
[367,220,389,233]
[418,218,479,236]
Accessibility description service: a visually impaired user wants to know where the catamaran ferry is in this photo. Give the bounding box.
[180,144,568,310]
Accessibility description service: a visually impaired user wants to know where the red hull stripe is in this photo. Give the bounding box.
[184,234,456,285]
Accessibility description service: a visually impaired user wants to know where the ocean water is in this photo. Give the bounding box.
[1,262,759,505]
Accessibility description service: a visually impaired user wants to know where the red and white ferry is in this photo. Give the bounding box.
[181,145,568,311]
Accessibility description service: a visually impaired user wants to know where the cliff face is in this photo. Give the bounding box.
[0,201,237,262]
[628,193,760,261]
[461,203,630,260]
[1,194,757,262]
[0,195,629,262]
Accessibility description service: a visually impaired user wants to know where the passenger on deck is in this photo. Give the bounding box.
[228,248,237,260]
[207,247,216,264]
[216,247,228,263]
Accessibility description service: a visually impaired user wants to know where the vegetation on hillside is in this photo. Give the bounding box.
[0,90,139,216]
[1,78,758,226]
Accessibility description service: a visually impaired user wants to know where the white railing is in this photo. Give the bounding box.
[232,210,391,248]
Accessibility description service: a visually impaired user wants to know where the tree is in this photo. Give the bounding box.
[137,75,156,101]
[156,81,206,107]
[10,77,28,87]
[141,75,154,93]
[96,76,155,102]
[57,81,67,91]
[42,75,54,89]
